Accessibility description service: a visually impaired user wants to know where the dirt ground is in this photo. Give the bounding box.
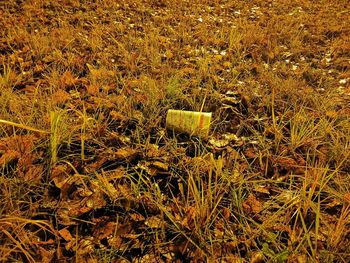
[1,0,350,262]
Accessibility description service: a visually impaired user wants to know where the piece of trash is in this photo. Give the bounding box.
[166,110,212,138]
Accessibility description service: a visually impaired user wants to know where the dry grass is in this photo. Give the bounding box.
[1,0,350,262]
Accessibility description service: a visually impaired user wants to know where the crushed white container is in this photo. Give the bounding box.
[166,110,212,138]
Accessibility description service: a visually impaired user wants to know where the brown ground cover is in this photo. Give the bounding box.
[1,0,350,262]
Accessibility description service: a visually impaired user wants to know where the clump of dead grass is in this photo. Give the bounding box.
[1,0,349,262]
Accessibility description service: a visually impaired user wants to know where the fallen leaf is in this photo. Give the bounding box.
[93,221,116,240]
[86,84,99,95]
[110,110,127,121]
[24,164,44,183]
[59,228,73,242]
[39,247,55,263]
[253,185,270,195]
[51,89,71,106]
[243,194,264,214]
[180,67,195,76]
[139,253,160,263]
[244,147,257,158]
[130,213,146,222]
[0,150,20,166]
[75,237,95,255]
[60,71,79,88]
[150,161,169,171]
[250,251,264,263]
[114,147,139,160]
[144,215,164,229]
[0,135,38,172]
[108,236,123,249]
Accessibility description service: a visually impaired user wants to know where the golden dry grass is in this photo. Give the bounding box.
[1,0,350,262]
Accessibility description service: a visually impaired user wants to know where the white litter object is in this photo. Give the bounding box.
[166,110,212,138]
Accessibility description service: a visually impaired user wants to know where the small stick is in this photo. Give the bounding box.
[0,119,50,134]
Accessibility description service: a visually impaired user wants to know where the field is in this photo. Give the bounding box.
[1,0,350,262]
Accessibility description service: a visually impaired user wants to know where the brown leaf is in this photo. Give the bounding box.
[55,175,82,199]
[144,215,164,229]
[39,247,55,263]
[0,135,38,171]
[137,161,158,177]
[83,156,108,173]
[8,96,30,113]
[51,89,71,106]
[93,221,116,240]
[59,228,73,242]
[130,213,146,222]
[250,251,264,263]
[66,200,93,217]
[86,64,115,81]
[180,67,195,76]
[222,208,231,220]
[86,84,99,95]
[108,236,123,249]
[110,110,127,121]
[0,150,20,166]
[274,156,298,170]
[244,147,257,158]
[253,185,270,195]
[243,194,264,214]
[85,191,107,210]
[60,71,79,88]
[150,161,169,171]
[58,189,106,219]
[145,144,161,158]
[51,164,72,180]
[75,237,95,255]
[23,164,44,183]
[114,147,139,161]
[139,254,160,263]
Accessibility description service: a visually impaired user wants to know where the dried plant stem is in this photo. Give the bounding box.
[0,119,49,134]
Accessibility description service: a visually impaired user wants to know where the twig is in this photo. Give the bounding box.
[0,119,50,134]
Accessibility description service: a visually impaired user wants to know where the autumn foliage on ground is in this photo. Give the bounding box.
[0,0,350,262]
